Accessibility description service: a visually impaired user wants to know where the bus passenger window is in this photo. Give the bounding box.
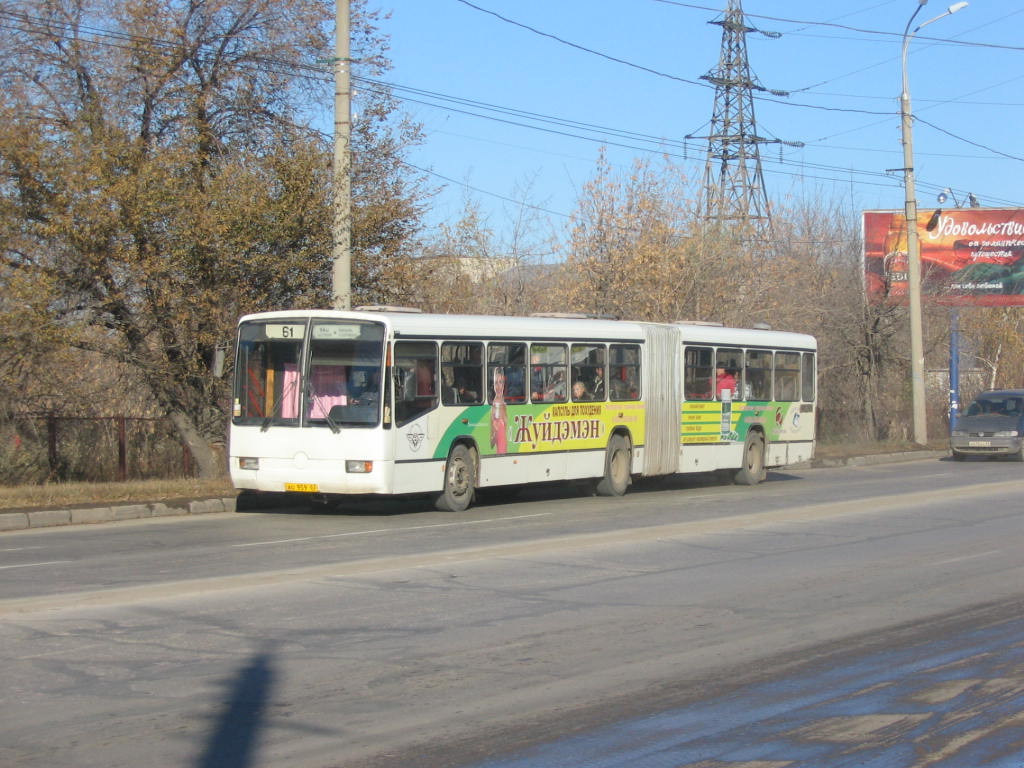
[715,348,742,401]
[744,350,772,401]
[684,347,713,400]
[530,344,568,403]
[610,344,641,401]
[488,343,526,403]
[774,352,801,402]
[802,352,816,402]
[441,342,483,405]
[571,344,606,401]
[394,341,438,425]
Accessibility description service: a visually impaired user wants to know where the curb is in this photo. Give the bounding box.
[806,449,948,469]
[0,496,238,532]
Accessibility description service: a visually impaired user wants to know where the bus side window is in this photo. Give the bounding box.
[488,343,526,403]
[571,343,606,402]
[394,341,438,425]
[684,346,713,400]
[774,352,801,402]
[715,347,742,401]
[745,350,772,401]
[530,343,568,403]
[441,341,483,405]
[801,352,816,402]
[610,344,641,401]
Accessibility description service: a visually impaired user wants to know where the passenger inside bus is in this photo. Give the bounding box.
[716,367,737,399]
[351,369,380,404]
[545,370,566,401]
[453,374,478,403]
[591,366,605,400]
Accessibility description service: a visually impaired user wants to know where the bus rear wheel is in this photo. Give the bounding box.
[596,434,631,497]
[735,431,766,485]
[436,444,477,512]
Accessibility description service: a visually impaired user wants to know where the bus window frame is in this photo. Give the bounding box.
[393,340,439,426]
[744,349,773,402]
[609,343,641,402]
[530,343,568,403]
[801,352,816,403]
[773,351,801,403]
[571,343,607,402]
[684,346,713,400]
[488,342,527,404]
[440,341,484,406]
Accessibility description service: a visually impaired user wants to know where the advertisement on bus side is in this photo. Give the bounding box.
[433,401,646,459]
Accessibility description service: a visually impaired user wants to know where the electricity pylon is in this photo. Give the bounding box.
[688,0,801,234]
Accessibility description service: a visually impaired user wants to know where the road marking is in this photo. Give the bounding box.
[932,550,1001,566]
[230,512,553,548]
[0,560,71,570]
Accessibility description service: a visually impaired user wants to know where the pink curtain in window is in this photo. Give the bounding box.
[308,365,348,418]
[281,364,300,419]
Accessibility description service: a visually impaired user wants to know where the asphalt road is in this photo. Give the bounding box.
[1,456,1023,767]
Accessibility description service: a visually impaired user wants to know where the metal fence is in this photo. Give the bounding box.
[2,413,195,485]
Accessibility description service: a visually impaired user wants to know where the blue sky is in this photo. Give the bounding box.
[371,0,1024,239]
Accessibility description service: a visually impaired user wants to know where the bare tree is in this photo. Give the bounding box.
[0,0,427,476]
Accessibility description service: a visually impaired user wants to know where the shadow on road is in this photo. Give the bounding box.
[196,649,275,768]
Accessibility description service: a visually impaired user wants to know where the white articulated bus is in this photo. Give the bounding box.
[229,308,816,511]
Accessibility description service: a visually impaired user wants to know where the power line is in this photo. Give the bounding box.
[453,0,711,88]
[402,161,571,219]
[359,74,1024,206]
[3,5,1020,208]
[914,116,1024,163]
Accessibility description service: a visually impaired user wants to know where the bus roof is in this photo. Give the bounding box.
[237,310,816,350]
[672,322,816,351]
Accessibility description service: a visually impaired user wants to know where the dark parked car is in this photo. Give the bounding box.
[950,389,1024,461]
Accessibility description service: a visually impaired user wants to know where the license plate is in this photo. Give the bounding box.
[968,441,991,447]
[285,482,320,493]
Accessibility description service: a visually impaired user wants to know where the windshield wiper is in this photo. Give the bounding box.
[306,383,342,434]
[261,377,298,432]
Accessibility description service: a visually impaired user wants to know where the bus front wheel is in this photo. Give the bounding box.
[596,434,631,497]
[735,432,766,485]
[437,444,477,512]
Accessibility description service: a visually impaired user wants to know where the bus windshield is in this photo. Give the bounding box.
[233,318,386,429]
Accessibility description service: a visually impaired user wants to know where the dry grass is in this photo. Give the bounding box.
[0,478,237,511]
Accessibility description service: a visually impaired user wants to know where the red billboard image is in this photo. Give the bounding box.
[863,208,1024,306]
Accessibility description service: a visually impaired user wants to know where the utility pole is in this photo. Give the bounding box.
[332,0,352,310]
[900,0,968,446]
[688,0,800,234]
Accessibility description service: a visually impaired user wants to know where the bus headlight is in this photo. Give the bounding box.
[239,457,259,470]
[346,460,373,473]
[994,430,1020,437]
[951,430,966,437]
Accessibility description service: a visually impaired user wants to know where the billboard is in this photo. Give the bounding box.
[863,208,1024,306]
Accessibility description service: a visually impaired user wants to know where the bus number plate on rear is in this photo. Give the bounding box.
[285,483,320,493]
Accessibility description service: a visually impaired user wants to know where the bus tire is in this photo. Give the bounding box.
[735,431,766,485]
[596,434,631,497]
[436,444,477,512]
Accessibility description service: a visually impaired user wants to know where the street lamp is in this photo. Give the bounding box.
[900,0,968,446]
